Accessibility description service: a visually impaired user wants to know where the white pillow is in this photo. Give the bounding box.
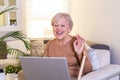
[88,49,100,71]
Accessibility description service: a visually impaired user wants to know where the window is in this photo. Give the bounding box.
[25,0,70,38]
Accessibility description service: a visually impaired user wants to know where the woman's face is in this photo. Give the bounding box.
[52,17,71,39]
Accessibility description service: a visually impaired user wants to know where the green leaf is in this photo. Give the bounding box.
[0,31,31,51]
[5,64,22,74]
[7,48,31,58]
[0,6,17,15]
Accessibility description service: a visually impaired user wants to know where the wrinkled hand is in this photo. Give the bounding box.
[73,34,85,55]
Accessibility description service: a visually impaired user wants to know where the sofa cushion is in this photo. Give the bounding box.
[95,49,110,69]
[88,49,110,71]
[30,40,44,57]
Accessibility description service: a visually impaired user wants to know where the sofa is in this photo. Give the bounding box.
[1,40,120,80]
[18,40,120,80]
[79,42,120,80]
[81,48,120,80]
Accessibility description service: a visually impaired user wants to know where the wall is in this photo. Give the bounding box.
[0,14,4,26]
[70,0,120,64]
[70,0,84,36]
[19,0,120,64]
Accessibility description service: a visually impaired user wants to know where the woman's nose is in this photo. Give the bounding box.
[56,26,61,29]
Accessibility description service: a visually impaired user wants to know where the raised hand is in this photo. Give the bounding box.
[73,34,85,55]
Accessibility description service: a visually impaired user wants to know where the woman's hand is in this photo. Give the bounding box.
[73,34,85,55]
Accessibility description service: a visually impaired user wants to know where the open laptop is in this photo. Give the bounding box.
[19,57,71,80]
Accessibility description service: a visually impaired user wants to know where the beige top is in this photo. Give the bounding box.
[44,37,92,77]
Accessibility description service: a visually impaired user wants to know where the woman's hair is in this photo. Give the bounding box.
[51,12,73,28]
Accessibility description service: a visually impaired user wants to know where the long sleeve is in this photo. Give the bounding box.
[82,48,92,75]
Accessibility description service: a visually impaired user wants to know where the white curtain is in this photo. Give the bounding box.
[22,0,70,39]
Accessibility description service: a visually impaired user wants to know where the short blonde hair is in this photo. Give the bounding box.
[51,12,73,28]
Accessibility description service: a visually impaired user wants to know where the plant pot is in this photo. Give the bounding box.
[0,71,5,80]
[6,73,16,80]
[0,73,6,80]
[0,41,7,59]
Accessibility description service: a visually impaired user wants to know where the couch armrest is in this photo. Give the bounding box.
[81,64,120,80]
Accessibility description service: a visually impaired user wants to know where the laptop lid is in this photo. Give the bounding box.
[19,57,70,80]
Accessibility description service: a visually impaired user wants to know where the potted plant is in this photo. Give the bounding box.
[0,31,31,59]
[4,64,22,80]
[4,64,21,74]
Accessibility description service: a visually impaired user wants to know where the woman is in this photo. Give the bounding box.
[44,12,92,79]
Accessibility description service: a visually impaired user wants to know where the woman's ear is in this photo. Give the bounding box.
[68,27,72,33]
[68,30,71,33]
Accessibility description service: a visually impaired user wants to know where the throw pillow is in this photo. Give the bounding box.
[88,49,100,71]
[30,40,44,57]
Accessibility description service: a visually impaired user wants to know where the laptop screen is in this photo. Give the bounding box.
[20,57,70,80]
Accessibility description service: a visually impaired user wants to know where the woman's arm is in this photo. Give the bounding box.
[73,34,92,75]
[82,48,92,75]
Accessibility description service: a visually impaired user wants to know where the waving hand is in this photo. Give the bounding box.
[73,34,85,55]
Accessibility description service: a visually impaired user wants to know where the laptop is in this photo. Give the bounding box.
[19,57,71,80]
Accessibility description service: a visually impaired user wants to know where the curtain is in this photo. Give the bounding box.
[22,0,70,39]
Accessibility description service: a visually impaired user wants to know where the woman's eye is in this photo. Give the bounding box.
[53,24,58,27]
[61,24,65,27]
[54,25,58,27]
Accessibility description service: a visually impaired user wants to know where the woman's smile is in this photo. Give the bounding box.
[56,31,63,35]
